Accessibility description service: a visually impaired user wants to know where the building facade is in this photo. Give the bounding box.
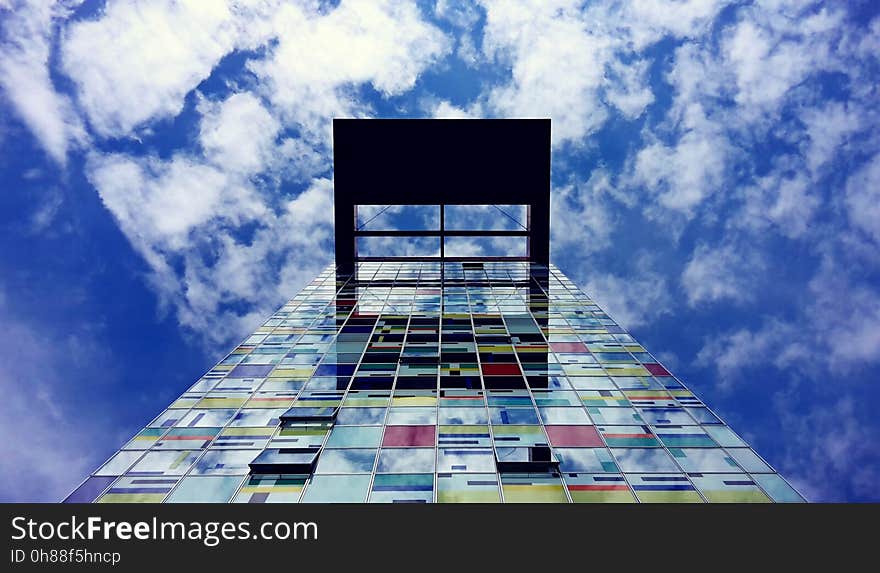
[64,120,804,503]
[65,259,804,503]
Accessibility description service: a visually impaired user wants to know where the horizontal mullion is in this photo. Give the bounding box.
[355,230,528,237]
[356,256,531,262]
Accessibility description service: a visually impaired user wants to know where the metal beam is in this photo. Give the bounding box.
[354,230,529,237]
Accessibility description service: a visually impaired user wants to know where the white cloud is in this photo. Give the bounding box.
[844,153,880,244]
[357,235,440,258]
[198,92,280,174]
[63,0,448,346]
[800,102,862,176]
[88,145,335,346]
[604,57,654,120]
[250,0,450,141]
[695,319,807,387]
[471,1,730,145]
[61,0,279,137]
[631,103,728,215]
[807,257,880,369]
[736,168,820,239]
[626,2,856,227]
[28,186,64,234]
[582,254,673,330]
[773,394,880,502]
[173,179,336,344]
[618,0,728,49]
[480,0,613,145]
[0,0,86,163]
[682,242,764,306]
[551,171,617,256]
[696,254,880,384]
[431,99,477,119]
[435,0,481,29]
[0,291,113,501]
[87,152,266,249]
[721,6,845,119]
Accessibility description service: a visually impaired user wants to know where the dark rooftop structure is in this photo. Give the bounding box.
[332,119,551,274]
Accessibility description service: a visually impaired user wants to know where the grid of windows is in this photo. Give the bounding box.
[66,261,804,503]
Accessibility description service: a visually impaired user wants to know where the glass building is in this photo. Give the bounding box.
[64,120,804,503]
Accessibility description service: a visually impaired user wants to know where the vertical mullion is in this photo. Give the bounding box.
[439,204,445,260]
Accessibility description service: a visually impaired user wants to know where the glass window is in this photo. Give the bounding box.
[668,448,740,473]
[554,444,619,471]
[391,390,437,407]
[95,451,142,476]
[324,425,382,448]
[613,376,663,390]
[654,425,716,447]
[95,450,143,476]
[437,473,500,503]
[726,448,773,473]
[569,376,616,390]
[97,476,177,503]
[539,407,591,424]
[229,409,286,427]
[192,449,258,475]
[260,378,306,392]
[126,450,200,476]
[302,377,349,391]
[177,409,238,428]
[628,473,703,503]
[752,474,805,503]
[487,391,532,407]
[152,427,220,450]
[166,476,244,503]
[562,473,635,503]
[342,392,390,407]
[704,425,747,447]
[215,377,260,391]
[637,407,693,425]
[149,410,186,428]
[382,425,435,447]
[585,407,641,425]
[489,406,540,425]
[315,449,377,474]
[438,425,491,447]
[597,425,659,447]
[334,407,387,425]
[440,407,488,424]
[545,425,602,447]
[233,474,307,503]
[540,375,573,390]
[690,473,771,503]
[492,425,547,447]
[532,390,580,407]
[386,407,437,425]
[301,475,371,503]
[611,448,678,472]
[686,407,722,424]
[438,390,484,408]
[437,448,496,472]
[370,474,433,503]
[578,390,630,407]
[501,473,568,503]
[377,448,435,473]
[270,423,330,448]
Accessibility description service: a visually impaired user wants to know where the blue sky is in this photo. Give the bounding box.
[1,0,878,502]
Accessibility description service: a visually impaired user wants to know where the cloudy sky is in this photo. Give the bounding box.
[1,0,878,502]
